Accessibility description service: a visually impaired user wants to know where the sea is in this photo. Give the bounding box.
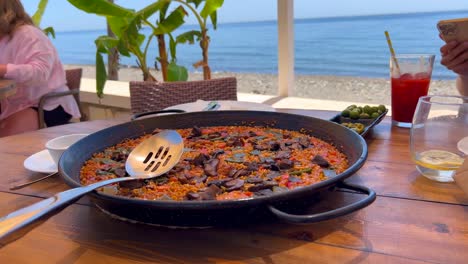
[51,10,468,80]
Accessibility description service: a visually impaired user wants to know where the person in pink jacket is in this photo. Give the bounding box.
[0,0,81,137]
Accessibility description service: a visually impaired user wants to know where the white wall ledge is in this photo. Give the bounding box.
[80,78,132,109]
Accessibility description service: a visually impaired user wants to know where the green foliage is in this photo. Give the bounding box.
[67,0,224,97]
[67,0,133,17]
[152,6,187,35]
[167,62,188,81]
[31,0,56,38]
[42,26,55,38]
[200,0,223,19]
[95,52,107,98]
[31,0,49,26]
[137,1,168,20]
[176,30,202,44]
[187,0,203,7]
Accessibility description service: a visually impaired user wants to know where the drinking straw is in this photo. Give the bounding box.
[384,31,401,75]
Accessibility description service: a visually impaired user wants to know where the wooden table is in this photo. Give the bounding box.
[0,79,16,100]
[0,109,466,263]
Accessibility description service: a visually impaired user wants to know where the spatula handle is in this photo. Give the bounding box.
[0,177,126,247]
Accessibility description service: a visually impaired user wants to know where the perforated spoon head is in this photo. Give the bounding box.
[125,130,184,179]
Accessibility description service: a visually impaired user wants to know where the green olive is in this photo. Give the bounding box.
[363,105,373,115]
[341,122,365,134]
[378,104,387,112]
[349,110,360,119]
[347,104,357,110]
[341,109,350,117]
[342,104,386,121]
[360,113,371,119]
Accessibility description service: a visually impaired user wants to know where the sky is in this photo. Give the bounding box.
[22,0,468,32]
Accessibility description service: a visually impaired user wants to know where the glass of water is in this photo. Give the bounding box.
[410,95,468,182]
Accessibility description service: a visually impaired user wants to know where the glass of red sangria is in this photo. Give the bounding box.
[390,54,435,128]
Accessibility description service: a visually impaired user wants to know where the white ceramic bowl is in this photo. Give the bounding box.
[45,134,88,165]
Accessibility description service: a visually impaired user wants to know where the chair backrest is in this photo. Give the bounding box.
[65,68,83,105]
[129,77,237,114]
[66,68,87,122]
[38,68,86,128]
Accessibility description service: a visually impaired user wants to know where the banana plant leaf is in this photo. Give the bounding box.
[67,0,133,17]
[200,0,223,19]
[42,27,55,38]
[152,6,187,35]
[167,62,188,81]
[32,0,49,26]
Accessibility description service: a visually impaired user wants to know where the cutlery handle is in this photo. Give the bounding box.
[0,177,126,247]
[9,172,58,190]
[131,109,185,120]
[203,101,220,111]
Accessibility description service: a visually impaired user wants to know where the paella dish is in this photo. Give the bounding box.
[80,126,349,201]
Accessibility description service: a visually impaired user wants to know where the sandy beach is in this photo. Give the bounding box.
[66,64,459,106]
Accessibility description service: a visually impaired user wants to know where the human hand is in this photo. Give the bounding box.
[440,41,468,77]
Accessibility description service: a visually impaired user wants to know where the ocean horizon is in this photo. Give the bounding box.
[51,10,468,80]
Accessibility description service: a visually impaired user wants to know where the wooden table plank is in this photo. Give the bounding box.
[352,160,468,204]
[0,191,464,264]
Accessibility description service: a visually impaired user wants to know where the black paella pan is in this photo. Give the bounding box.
[59,111,376,227]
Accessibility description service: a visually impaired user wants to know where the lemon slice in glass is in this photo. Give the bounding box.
[416,150,464,170]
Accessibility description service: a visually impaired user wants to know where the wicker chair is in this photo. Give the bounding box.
[130,77,237,118]
[38,68,86,128]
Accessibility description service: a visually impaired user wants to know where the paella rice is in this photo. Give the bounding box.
[80,126,349,201]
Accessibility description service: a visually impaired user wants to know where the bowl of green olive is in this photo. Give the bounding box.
[330,104,388,136]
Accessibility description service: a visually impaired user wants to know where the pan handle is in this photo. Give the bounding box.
[267,182,376,224]
[131,109,186,120]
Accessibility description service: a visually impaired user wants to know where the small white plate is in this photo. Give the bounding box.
[165,100,276,112]
[23,149,57,174]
